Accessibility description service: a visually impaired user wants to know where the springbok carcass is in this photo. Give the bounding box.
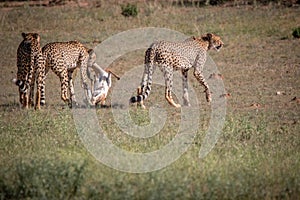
[87,49,120,106]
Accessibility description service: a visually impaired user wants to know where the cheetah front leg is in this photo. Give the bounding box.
[164,68,181,108]
[23,81,32,109]
[18,87,24,107]
[68,69,78,107]
[22,90,29,109]
[182,69,191,106]
[23,61,35,108]
[80,63,93,106]
[56,69,70,105]
[35,66,44,110]
[29,67,37,108]
[193,69,211,103]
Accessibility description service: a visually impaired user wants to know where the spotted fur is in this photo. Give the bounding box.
[42,41,93,107]
[130,33,224,108]
[13,32,45,109]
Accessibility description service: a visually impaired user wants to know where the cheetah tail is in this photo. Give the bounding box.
[129,90,150,103]
[130,47,155,104]
[105,69,120,80]
[12,78,26,92]
[129,85,152,103]
[129,95,143,103]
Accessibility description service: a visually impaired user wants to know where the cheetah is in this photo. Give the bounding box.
[12,32,45,109]
[130,33,223,108]
[42,41,93,107]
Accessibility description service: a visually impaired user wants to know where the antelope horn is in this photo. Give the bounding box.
[92,63,107,76]
[105,69,120,80]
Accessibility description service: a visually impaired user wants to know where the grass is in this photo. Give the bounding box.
[0,1,300,199]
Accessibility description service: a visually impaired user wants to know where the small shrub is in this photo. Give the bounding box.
[0,158,87,199]
[121,3,138,17]
[209,0,225,6]
[292,27,300,38]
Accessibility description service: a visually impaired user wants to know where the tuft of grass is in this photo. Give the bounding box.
[121,3,138,17]
[292,27,300,38]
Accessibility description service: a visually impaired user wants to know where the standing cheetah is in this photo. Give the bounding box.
[42,41,93,107]
[130,33,224,108]
[13,32,45,109]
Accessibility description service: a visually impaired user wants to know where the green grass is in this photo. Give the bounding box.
[1,111,299,199]
[0,1,300,199]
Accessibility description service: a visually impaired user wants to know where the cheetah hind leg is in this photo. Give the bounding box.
[22,91,29,109]
[165,91,181,108]
[164,72,181,108]
[29,82,35,107]
[60,82,71,107]
[182,70,191,106]
[137,86,146,109]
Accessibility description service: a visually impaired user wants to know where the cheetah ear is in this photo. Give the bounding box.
[88,49,94,55]
[21,32,26,39]
[207,33,213,40]
[34,33,40,43]
[202,33,213,41]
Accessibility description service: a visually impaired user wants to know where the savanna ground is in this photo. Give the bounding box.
[0,0,300,199]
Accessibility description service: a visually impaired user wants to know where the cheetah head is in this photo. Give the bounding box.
[202,33,223,51]
[22,32,40,45]
[87,48,97,68]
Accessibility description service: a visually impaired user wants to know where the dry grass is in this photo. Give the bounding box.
[0,1,299,199]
